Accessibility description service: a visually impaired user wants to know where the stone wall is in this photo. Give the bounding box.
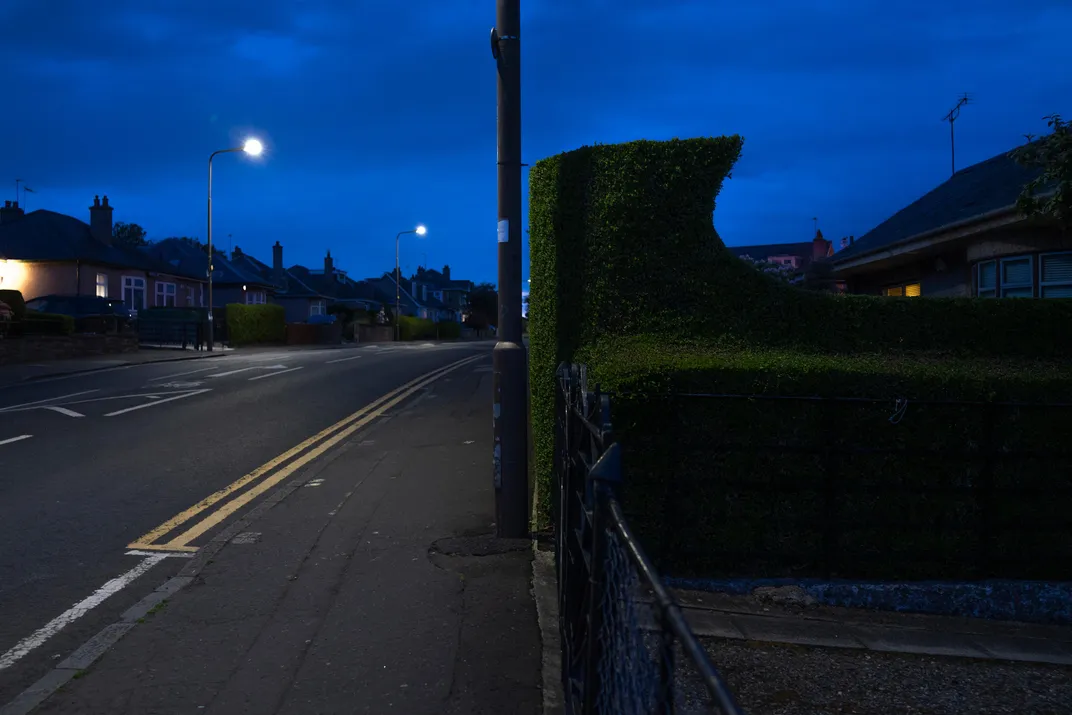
[286,323,343,346]
[0,334,139,366]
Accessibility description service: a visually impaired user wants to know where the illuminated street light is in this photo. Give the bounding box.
[207,137,264,350]
[395,225,428,341]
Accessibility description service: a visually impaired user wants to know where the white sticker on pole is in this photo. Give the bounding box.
[497,219,509,243]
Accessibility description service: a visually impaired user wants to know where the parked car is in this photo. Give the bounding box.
[24,294,134,333]
[0,299,12,338]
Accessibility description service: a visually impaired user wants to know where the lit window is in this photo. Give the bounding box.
[155,281,177,307]
[1040,252,1072,298]
[884,283,921,297]
[95,273,108,298]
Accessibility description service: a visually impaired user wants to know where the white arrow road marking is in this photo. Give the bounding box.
[206,364,288,378]
[0,434,32,446]
[104,389,211,417]
[147,366,220,382]
[41,406,84,418]
[0,555,166,671]
[248,366,303,381]
[0,390,99,413]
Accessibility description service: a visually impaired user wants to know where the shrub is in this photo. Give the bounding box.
[225,303,285,346]
[436,320,462,340]
[0,289,25,321]
[528,137,1072,578]
[17,312,75,336]
[398,316,437,340]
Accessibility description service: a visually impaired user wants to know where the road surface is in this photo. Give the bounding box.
[0,341,492,706]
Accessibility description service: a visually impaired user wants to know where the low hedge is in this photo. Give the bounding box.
[17,312,75,336]
[528,137,1072,581]
[436,320,462,340]
[397,316,461,340]
[225,303,285,346]
[582,336,1072,580]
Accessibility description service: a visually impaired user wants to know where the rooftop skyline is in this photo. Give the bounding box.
[2,0,1069,286]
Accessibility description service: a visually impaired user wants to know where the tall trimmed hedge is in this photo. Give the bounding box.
[226,303,285,346]
[528,138,1072,578]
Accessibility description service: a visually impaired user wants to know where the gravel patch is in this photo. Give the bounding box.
[676,638,1072,714]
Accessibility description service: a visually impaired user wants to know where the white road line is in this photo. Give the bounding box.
[248,366,304,381]
[104,389,211,417]
[0,390,99,413]
[207,364,287,378]
[0,434,32,446]
[326,355,363,364]
[42,406,85,418]
[147,366,221,382]
[124,550,195,559]
[0,555,166,671]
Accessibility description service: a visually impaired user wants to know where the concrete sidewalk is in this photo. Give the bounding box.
[10,358,541,714]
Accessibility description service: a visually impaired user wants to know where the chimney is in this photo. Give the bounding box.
[231,246,243,261]
[849,235,855,245]
[443,264,451,281]
[324,250,334,275]
[0,200,25,225]
[840,236,849,250]
[89,195,113,244]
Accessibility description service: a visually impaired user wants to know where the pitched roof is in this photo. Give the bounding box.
[288,266,385,306]
[412,268,473,291]
[0,209,202,279]
[728,242,815,260]
[834,145,1050,264]
[228,251,324,298]
[143,239,272,288]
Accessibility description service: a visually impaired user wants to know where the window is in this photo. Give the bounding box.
[245,290,266,305]
[122,276,146,311]
[155,281,177,307]
[976,260,997,298]
[187,287,194,306]
[1039,252,1072,298]
[200,284,205,307]
[883,283,921,297]
[310,300,326,316]
[1000,256,1033,298]
[95,273,108,298]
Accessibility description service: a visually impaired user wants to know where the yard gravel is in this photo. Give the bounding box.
[677,638,1072,715]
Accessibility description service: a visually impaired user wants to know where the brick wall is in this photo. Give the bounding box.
[0,334,139,366]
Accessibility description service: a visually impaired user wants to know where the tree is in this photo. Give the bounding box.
[1011,114,1072,229]
[465,282,498,331]
[112,222,148,248]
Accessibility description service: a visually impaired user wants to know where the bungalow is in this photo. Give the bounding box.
[229,243,331,323]
[831,145,1070,298]
[145,238,276,307]
[0,196,203,312]
[289,252,387,314]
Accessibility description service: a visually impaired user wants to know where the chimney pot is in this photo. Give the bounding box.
[89,193,114,245]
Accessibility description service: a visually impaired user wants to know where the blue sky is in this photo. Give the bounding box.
[1,0,1069,287]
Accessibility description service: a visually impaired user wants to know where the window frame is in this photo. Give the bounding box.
[999,255,1034,298]
[155,281,177,307]
[309,299,326,316]
[975,260,998,298]
[122,275,146,311]
[245,290,266,305]
[95,272,108,298]
[1039,251,1072,298]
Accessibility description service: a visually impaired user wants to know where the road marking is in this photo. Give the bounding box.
[147,366,220,382]
[0,555,165,671]
[0,390,99,413]
[248,366,304,381]
[326,355,363,364]
[127,354,485,552]
[124,550,195,558]
[0,434,32,446]
[42,406,84,418]
[104,389,211,417]
[207,364,287,378]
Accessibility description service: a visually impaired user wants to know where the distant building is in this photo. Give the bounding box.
[728,230,834,273]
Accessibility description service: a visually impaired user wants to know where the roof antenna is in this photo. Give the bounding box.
[942,93,971,177]
[812,216,818,235]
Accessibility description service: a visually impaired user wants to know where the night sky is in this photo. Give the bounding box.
[2,1,1069,290]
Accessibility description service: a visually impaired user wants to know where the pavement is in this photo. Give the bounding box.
[0,340,542,714]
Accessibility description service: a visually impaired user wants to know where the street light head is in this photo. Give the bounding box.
[242,138,264,156]
[415,225,427,236]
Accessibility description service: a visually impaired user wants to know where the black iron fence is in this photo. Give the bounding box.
[555,363,744,715]
[136,318,205,349]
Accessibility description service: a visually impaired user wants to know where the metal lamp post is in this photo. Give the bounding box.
[394,225,427,341]
[207,138,263,350]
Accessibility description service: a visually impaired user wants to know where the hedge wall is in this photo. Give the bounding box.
[226,303,285,346]
[528,137,1072,579]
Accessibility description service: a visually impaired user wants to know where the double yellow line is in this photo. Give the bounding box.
[128,353,485,553]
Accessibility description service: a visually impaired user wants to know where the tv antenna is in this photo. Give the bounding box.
[942,93,971,177]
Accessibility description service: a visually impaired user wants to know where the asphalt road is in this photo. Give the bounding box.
[0,341,492,706]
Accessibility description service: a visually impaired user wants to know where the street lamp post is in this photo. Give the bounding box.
[395,225,427,341]
[207,138,263,351]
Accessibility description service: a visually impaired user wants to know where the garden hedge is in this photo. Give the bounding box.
[225,303,285,346]
[528,137,1072,579]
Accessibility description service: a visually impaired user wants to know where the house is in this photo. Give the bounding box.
[831,145,1069,298]
[408,265,473,322]
[0,196,203,312]
[288,252,387,315]
[229,243,332,322]
[728,231,835,274]
[367,273,426,319]
[144,239,276,307]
